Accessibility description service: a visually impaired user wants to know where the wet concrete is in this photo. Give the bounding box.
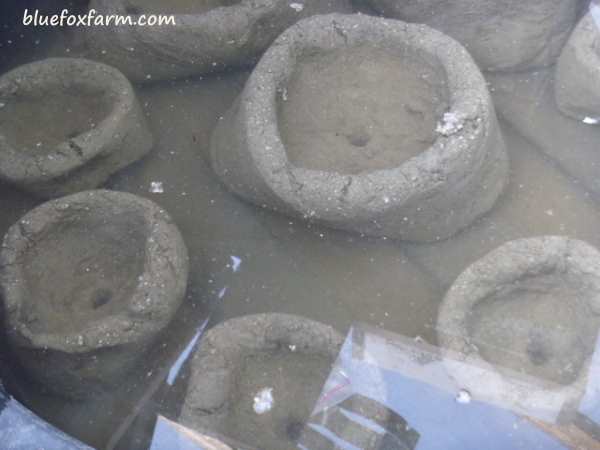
[0,20,600,450]
[403,120,600,288]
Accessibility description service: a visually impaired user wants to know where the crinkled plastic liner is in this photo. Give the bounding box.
[118,324,600,449]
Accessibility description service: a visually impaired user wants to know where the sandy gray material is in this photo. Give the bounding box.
[86,0,354,82]
[278,45,449,175]
[180,313,343,450]
[401,123,600,289]
[486,68,600,200]
[210,13,508,243]
[0,190,189,399]
[555,12,600,120]
[0,58,153,198]
[365,0,579,72]
[437,236,600,416]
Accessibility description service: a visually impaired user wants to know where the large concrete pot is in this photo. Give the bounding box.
[210,13,508,242]
[86,0,354,82]
[0,190,189,399]
[364,0,579,72]
[179,313,344,450]
[437,236,600,416]
[0,58,153,198]
[555,11,600,121]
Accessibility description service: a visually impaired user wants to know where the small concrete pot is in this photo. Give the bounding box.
[179,313,344,450]
[0,190,189,399]
[437,236,600,417]
[0,58,153,198]
[210,13,508,242]
[555,11,600,121]
[364,0,579,72]
[86,0,354,82]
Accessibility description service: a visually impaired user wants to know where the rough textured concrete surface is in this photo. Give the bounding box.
[365,0,579,72]
[210,13,508,242]
[555,11,600,120]
[0,190,189,399]
[0,58,153,198]
[437,236,600,416]
[86,0,354,82]
[180,313,343,450]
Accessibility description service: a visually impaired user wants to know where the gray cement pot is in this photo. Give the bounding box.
[555,11,600,121]
[0,58,153,198]
[179,313,344,450]
[86,0,354,82]
[0,190,188,399]
[210,13,508,243]
[365,0,579,72]
[437,236,600,417]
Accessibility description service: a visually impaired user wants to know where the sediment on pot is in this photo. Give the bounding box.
[0,57,153,198]
[555,11,600,121]
[0,190,189,399]
[209,13,508,242]
[86,0,355,82]
[179,313,344,450]
[364,0,579,72]
[437,236,600,415]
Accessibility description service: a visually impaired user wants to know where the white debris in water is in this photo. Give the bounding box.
[289,2,304,12]
[150,181,164,193]
[167,317,209,386]
[436,112,464,136]
[0,102,5,108]
[545,209,554,217]
[582,117,600,125]
[230,255,242,272]
[289,344,297,352]
[456,389,471,404]
[253,388,274,414]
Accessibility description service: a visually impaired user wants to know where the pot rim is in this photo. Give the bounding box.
[241,13,495,223]
[0,57,137,184]
[0,189,189,353]
[437,235,600,405]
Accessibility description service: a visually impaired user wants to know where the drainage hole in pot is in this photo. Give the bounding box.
[346,130,371,148]
[91,289,113,310]
[526,332,550,366]
[285,419,305,441]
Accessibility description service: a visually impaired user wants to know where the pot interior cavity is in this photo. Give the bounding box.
[467,272,600,386]
[278,45,449,174]
[19,206,147,335]
[222,348,333,450]
[123,0,240,15]
[0,86,112,154]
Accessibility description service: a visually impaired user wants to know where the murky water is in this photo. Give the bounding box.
[0,3,599,449]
